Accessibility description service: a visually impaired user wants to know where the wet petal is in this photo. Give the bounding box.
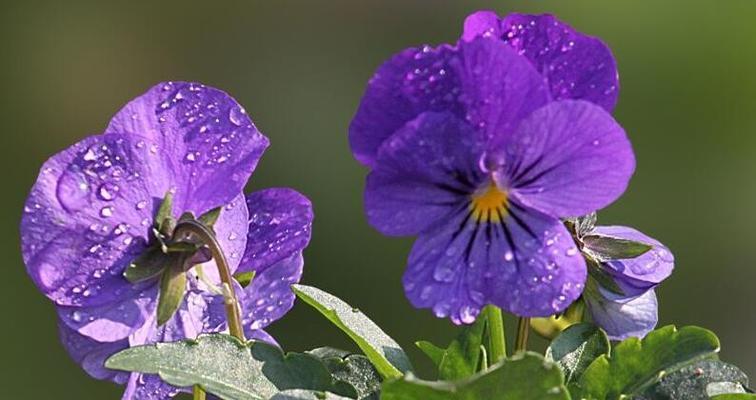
[57,285,156,342]
[192,193,249,284]
[21,133,166,307]
[403,200,586,320]
[499,100,634,217]
[365,112,485,236]
[240,252,303,332]
[593,226,674,296]
[238,188,313,274]
[122,373,180,400]
[349,38,549,166]
[106,81,269,215]
[585,288,658,340]
[58,322,130,383]
[247,329,279,347]
[462,12,619,111]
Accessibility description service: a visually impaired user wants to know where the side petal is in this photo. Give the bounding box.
[585,288,658,340]
[58,321,130,384]
[501,100,635,217]
[193,193,249,284]
[240,252,303,332]
[106,81,269,215]
[237,188,313,274]
[462,12,620,111]
[593,225,674,296]
[21,133,166,307]
[365,112,485,236]
[403,200,586,321]
[349,38,549,166]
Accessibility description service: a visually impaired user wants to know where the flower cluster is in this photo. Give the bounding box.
[350,11,673,337]
[21,82,313,399]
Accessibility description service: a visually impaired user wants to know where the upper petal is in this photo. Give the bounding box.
[500,100,635,218]
[106,81,269,215]
[593,225,674,296]
[403,200,587,320]
[365,112,485,236]
[462,12,620,111]
[237,188,313,274]
[21,133,166,307]
[585,288,658,340]
[349,38,550,166]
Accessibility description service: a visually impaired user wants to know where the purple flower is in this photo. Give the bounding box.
[21,82,313,399]
[582,226,674,340]
[352,36,635,323]
[349,11,619,167]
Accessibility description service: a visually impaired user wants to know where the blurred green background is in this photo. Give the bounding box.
[2,0,756,397]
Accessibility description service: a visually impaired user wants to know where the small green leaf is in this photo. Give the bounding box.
[124,247,169,283]
[292,284,413,379]
[106,334,356,400]
[156,259,188,326]
[415,341,445,367]
[199,206,222,227]
[711,395,756,399]
[235,270,257,288]
[546,323,609,384]
[640,359,750,399]
[582,233,653,261]
[575,325,721,399]
[380,352,570,400]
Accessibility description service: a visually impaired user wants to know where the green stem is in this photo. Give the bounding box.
[515,317,530,352]
[193,385,206,400]
[174,220,246,400]
[484,305,506,364]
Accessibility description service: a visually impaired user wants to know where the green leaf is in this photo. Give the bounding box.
[106,334,356,400]
[575,325,721,399]
[269,390,353,399]
[123,247,169,283]
[199,206,222,227]
[711,395,756,400]
[546,323,609,384]
[639,359,750,400]
[416,314,487,380]
[380,352,570,400]
[313,351,382,400]
[156,259,188,326]
[582,233,653,261]
[292,284,413,379]
[415,341,445,367]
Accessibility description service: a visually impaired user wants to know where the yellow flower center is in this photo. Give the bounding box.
[470,183,508,223]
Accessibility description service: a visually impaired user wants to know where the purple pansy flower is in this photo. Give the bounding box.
[349,11,619,167]
[21,82,313,399]
[582,226,674,340]
[352,36,635,323]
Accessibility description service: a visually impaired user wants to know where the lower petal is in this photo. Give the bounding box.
[240,252,303,331]
[58,321,130,384]
[585,288,658,340]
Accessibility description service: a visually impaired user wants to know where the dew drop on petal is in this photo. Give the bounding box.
[56,168,90,211]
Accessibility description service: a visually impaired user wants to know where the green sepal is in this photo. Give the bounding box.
[199,206,222,227]
[156,191,175,233]
[586,259,626,296]
[124,247,170,284]
[582,233,653,261]
[156,257,189,326]
[235,270,257,288]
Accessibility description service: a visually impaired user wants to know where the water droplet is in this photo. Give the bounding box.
[229,106,247,126]
[97,182,119,201]
[100,206,114,218]
[135,200,147,210]
[56,168,90,211]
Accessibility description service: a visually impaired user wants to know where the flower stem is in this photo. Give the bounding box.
[515,317,530,352]
[484,305,506,364]
[193,385,206,400]
[173,219,246,400]
[173,219,246,340]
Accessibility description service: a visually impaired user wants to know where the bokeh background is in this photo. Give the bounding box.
[2,0,756,397]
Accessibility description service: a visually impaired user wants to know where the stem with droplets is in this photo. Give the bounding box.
[484,305,506,365]
[515,317,530,352]
[173,219,246,399]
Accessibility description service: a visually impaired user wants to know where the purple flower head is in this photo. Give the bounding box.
[21,82,313,399]
[577,224,674,340]
[356,37,635,323]
[349,11,619,167]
